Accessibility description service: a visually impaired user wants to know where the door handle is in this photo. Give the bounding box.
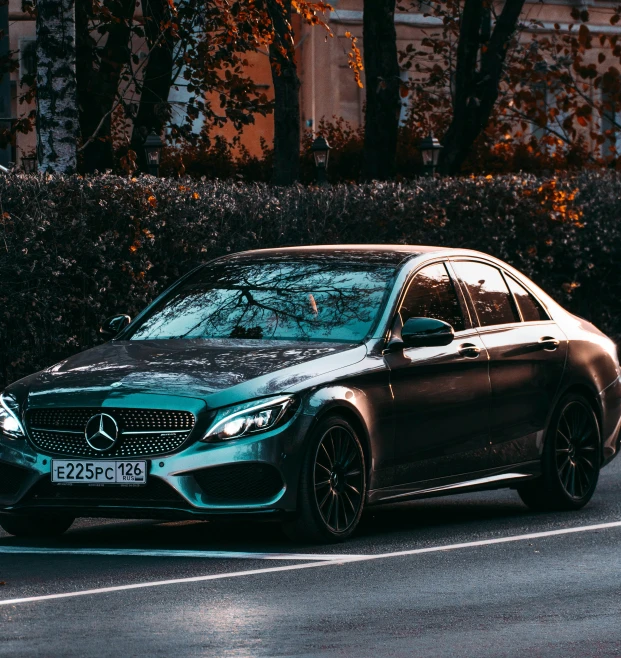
[538,336,560,351]
[458,343,481,358]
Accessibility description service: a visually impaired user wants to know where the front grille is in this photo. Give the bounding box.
[26,477,185,505]
[0,461,32,496]
[193,463,284,504]
[26,408,195,458]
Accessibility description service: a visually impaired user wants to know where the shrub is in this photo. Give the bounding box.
[1,171,620,389]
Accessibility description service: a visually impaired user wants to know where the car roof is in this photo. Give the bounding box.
[207,245,564,325]
[217,245,537,277]
[223,244,448,267]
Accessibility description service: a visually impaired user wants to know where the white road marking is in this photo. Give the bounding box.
[0,547,363,561]
[2,519,621,606]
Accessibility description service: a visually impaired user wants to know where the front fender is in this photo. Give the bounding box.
[301,383,394,491]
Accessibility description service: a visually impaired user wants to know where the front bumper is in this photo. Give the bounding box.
[0,410,315,519]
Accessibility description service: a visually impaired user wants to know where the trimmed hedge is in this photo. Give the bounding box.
[1,172,619,389]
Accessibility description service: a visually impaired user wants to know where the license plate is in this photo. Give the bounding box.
[51,460,147,485]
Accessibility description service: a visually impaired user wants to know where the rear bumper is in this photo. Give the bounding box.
[0,410,315,519]
[601,375,621,466]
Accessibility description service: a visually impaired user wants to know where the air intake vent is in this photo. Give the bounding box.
[0,461,31,496]
[27,477,185,505]
[193,463,284,504]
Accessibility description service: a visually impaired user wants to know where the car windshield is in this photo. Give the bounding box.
[126,256,398,343]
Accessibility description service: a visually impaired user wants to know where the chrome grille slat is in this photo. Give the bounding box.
[121,429,189,436]
[30,427,83,434]
[26,408,195,458]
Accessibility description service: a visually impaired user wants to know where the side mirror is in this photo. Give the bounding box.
[401,317,454,348]
[100,314,131,339]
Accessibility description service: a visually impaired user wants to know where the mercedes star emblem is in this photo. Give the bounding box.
[84,413,119,452]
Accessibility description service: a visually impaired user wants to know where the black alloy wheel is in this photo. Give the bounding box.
[313,425,365,534]
[554,400,600,500]
[518,393,601,512]
[283,416,366,543]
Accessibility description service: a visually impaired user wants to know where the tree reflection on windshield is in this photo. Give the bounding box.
[128,254,397,343]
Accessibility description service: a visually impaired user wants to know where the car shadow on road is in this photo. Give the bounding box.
[0,489,551,553]
[356,493,531,538]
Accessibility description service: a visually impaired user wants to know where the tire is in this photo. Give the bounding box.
[0,513,74,538]
[517,393,601,512]
[283,416,367,543]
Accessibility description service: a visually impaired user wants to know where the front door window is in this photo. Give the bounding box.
[399,262,465,331]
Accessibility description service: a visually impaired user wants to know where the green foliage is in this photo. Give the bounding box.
[0,171,619,388]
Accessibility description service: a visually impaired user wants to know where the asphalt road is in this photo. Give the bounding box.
[3,459,621,657]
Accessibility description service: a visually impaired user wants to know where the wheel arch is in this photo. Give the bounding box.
[301,390,376,489]
[314,405,372,481]
[552,383,604,464]
[557,383,603,432]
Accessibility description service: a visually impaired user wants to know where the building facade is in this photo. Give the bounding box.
[5,1,621,167]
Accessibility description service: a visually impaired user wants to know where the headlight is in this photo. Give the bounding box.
[0,393,25,440]
[202,395,296,442]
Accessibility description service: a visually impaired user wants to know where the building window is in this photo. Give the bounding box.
[416,1,436,13]
[531,82,549,142]
[529,81,571,153]
[399,70,410,126]
[20,39,36,80]
[601,89,621,158]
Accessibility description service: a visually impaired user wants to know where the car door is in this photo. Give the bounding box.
[451,260,567,469]
[384,261,492,485]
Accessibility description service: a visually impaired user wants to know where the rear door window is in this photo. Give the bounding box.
[453,261,519,327]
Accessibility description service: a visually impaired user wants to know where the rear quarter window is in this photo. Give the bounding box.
[506,276,550,322]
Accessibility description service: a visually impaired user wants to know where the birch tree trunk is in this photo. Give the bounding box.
[36,0,79,173]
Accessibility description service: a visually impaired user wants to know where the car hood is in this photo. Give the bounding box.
[11,339,367,411]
